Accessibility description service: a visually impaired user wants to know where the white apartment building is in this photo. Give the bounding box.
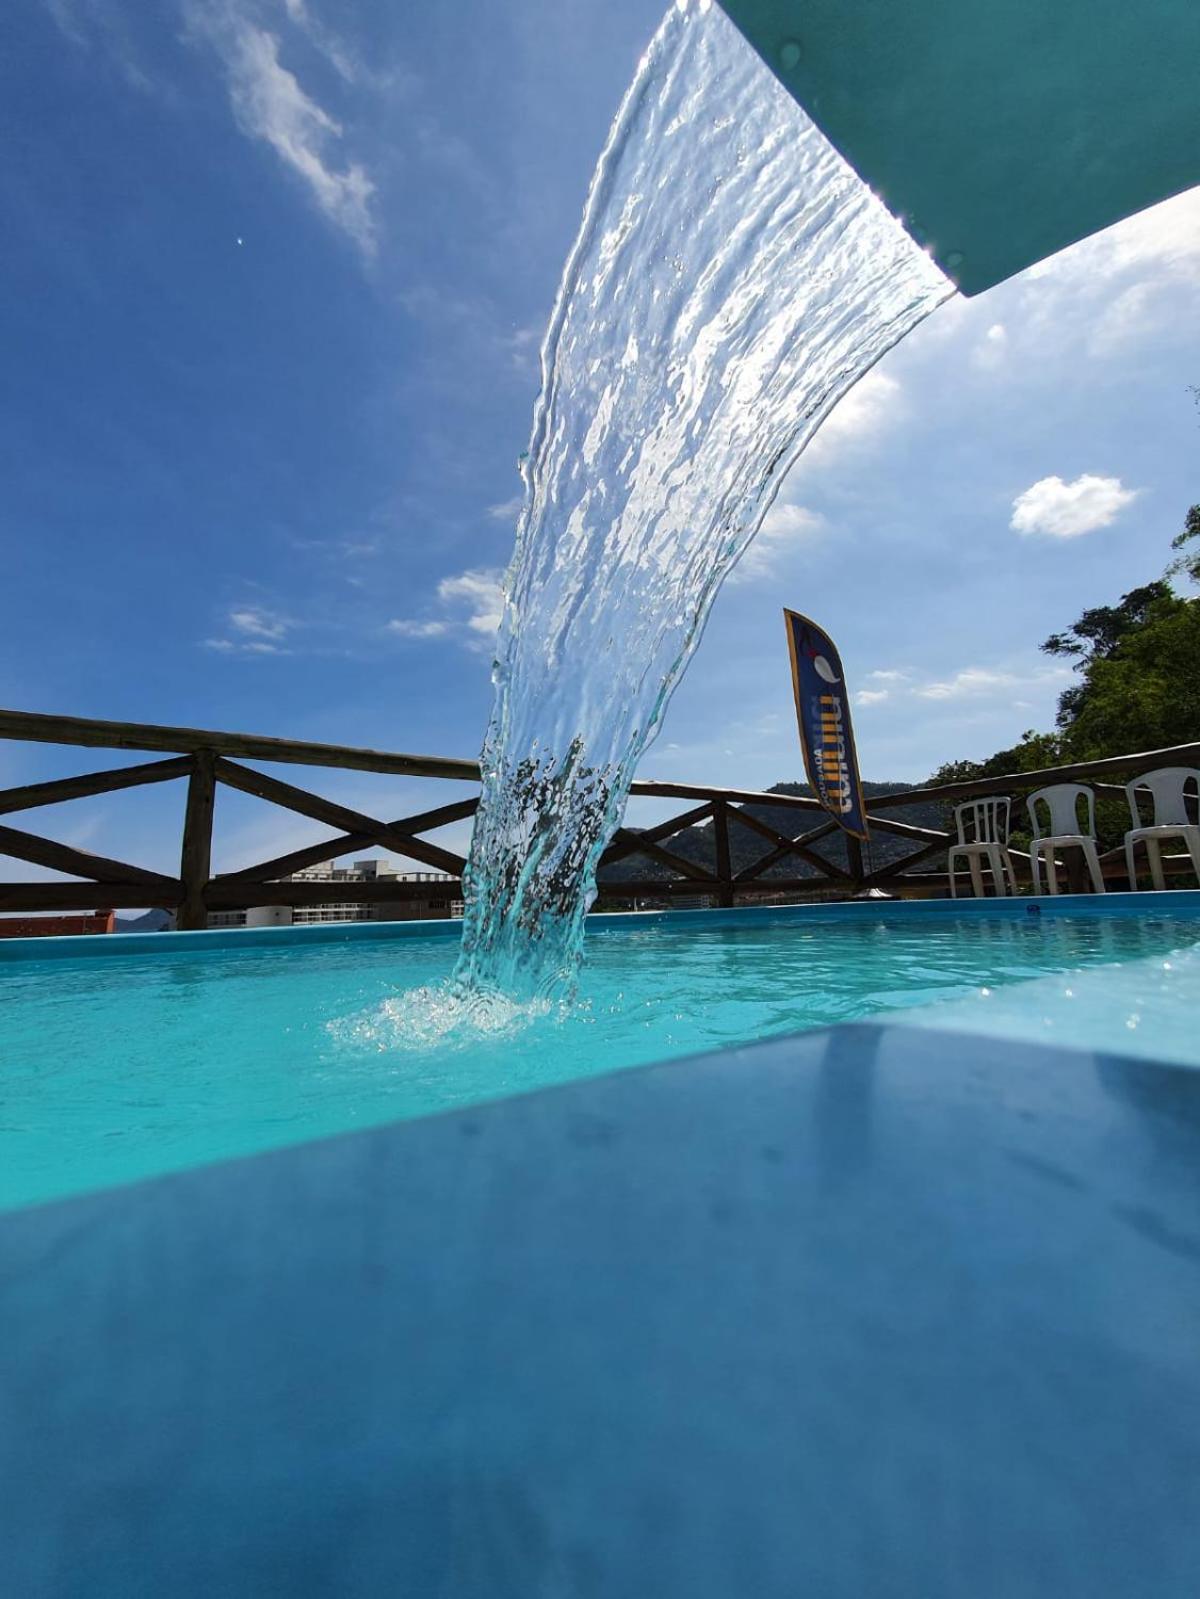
[207,858,460,930]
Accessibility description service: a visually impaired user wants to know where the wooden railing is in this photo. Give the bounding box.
[0,708,1197,927]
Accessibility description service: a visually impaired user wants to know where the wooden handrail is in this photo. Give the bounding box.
[0,708,483,783]
[868,743,1200,810]
[0,708,832,808]
[0,705,1194,925]
[0,756,192,817]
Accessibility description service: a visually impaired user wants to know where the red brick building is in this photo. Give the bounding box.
[0,911,115,939]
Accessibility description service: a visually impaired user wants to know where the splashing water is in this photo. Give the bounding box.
[453,0,953,1004]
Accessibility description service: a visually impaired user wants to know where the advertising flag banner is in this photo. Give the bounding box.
[783,609,870,841]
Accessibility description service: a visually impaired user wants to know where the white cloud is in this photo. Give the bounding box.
[438,569,505,637]
[487,494,524,523]
[203,635,284,656]
[203,602,291,654]
[1086,282,1157,356]
[917,667,1018,701]
[185,4,375,255]
[1029,187,1200,287]
[228,604,288,640]
[733,502,824,582]
[385,618,448,639]
[42,0,159,94]
[972,321,1008,371]
[1010,473,1138,539]
[384,568,506,649]
[866,669,907,683]
[504,322,542,373]
[280,0,358,82]
[1017,188,1200,357]
[43,0,88,48]
[803,369,904,467]
[854,689,889,707]
[915,664,1071,701]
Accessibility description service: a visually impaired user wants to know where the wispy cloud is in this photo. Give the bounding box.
[42,0,162,96]
[386,567,506,650]
[184,1,376,255]
[487,494,524,523]
[229,604,288,639]
[803,369,904,468]
[1029,187,1200,289]
[915,664,1071,701]
[733,502,824,583]
[1018,188,1200,358]
[203,602,292,654]
[279,0,358,83]
[503,321,542,375]
[437,569,505,638]
[1011,473,1138,539]
[43,0,89,48]
[385,617,448,639]
[848,661,1071,709]
[971,321,1008,371]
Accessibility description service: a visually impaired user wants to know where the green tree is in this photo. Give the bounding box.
[929,729,1064,790]
[926,505,1200,846]
[1056,595,1200,757]
[1041,503,1200,755]
[1167,502,1200,586]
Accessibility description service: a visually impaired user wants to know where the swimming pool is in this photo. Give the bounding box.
[2,892,1198,1211]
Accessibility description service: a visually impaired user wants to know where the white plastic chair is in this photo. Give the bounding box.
[1123,767,1200,890]
[1027,784,1105,895]
[948,797,1018,897]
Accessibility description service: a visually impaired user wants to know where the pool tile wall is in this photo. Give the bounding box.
[1,1019,1197,1596]
[1,887,1198,962]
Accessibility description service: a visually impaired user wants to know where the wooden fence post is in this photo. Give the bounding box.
[713,801,734,907]
[846,835,864,889]
[178,750,216,930]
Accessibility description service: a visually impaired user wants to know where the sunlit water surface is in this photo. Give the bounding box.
[3,910,1198,1210]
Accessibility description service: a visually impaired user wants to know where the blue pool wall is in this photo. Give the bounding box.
[1,886,1198,962]
[1,1017,1197,1596]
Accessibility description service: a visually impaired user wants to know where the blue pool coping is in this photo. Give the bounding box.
[2,1017,1197,1595]
[2,886,1199,962]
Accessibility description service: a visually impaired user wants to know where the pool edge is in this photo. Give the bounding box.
[3,887,1199,961]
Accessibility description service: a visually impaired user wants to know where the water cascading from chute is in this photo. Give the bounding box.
[453,0,954,1002]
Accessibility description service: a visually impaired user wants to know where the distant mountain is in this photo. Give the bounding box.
[599,780,946,887]
[114,908,175,933]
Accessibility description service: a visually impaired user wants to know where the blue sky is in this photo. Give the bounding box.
[3,0,1198,877]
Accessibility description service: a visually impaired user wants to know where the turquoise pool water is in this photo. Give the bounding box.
[2,897,1199,1211]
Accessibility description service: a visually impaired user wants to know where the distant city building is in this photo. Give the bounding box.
[205,906,293,930]
[206,858,459,930]
[0,910,115,938]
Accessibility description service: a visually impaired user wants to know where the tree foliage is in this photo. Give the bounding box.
[930,504,1200,789]
[1167,502,1200,586]
[1058,592,1200,757]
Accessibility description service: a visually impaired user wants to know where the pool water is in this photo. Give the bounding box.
[2,900,1198,1210]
